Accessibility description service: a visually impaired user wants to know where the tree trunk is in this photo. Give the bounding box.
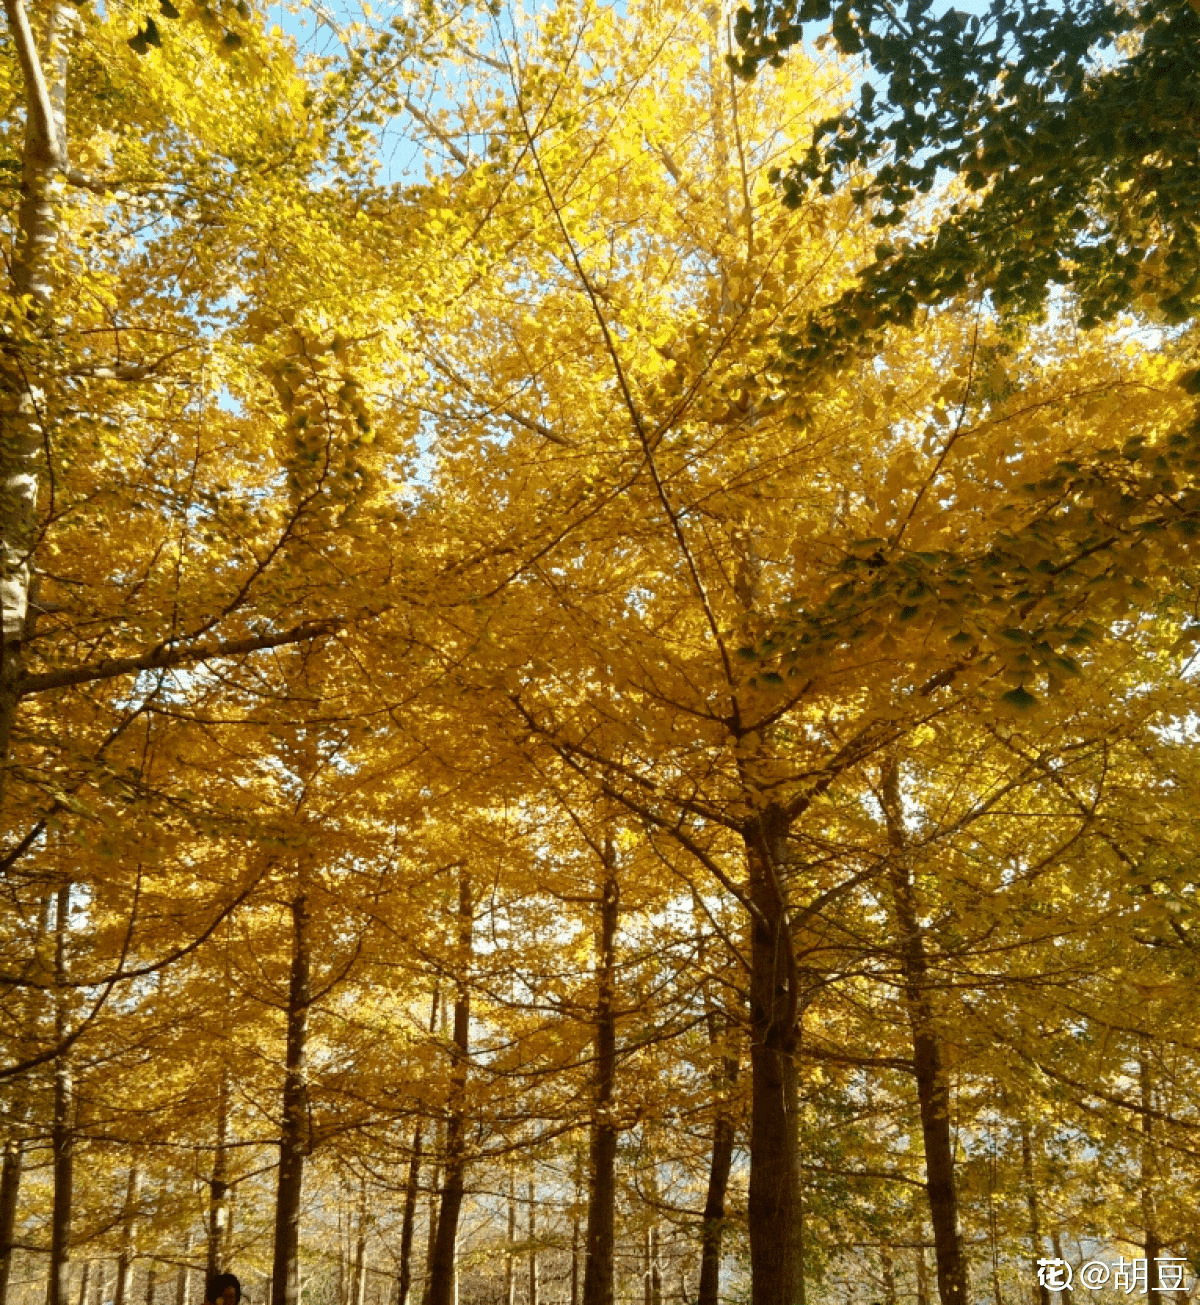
[881,760,966,1305]
[176,1232,192,1305]
[425,873,473,1305]
[1140,1049,1163,1305]
[76,1262,90,1305]
[505,1175,515,1305]
[0,0,72,783]
[743,802,803,1305]
[397,982,438,1305]
[582,846,619,1305]
[571,1154,582,1305]
[3,895,54,1305]
[397,1123,425,1305]
[697,1008,737,1305]
[1019,1119,1049,1305]
[47,884,74,1305]
[271,892,312,1305]
[1050,1234,1071,1305]
[352,1181,368,1305]
[881,1246,897,1305]
[208,1069,231,1281]
[916,1240,930,1305]
[0,1136,24,1305]
[113,1166,141,1305]
[527,1180,538,1305]
[422,997,448,1302]
[642,1228,661,1305]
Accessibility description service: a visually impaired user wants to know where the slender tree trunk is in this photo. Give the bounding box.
[208,1069,231,1281]
[352,1181,368,1305]
[881,760,966,1305]
[0,1136,24,1305]
[339,1192,349,1305]
[916,1241,930,1305]
[742,802,803,1305]
[4,897,54,1305]
[396,1121,426,1305]
[397,984,438,1305]
[47,884,74,1305]
[271,892,312,1305]
[881,1246,897,1305]
[422,997,448,1303]
[571,1155,582,1305]
[425,873,472,1305]
[1050,1233,1071,1305]
[76,1261,91,1305]
[113,1166,141,1305]
[147,1266,158,1305]
[582,846,619,1305]
[505,1175,516,1305]
[642,1228,661,1305]
[0,0,72,782]
[1019,1119,1049,1305]
[176,1232,192,1305]
[527,1179,537,1305]
[1140,1049,1163,1305]
[697,1006,737,1305]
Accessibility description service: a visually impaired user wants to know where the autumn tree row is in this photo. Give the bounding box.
[2,0,1200,1304]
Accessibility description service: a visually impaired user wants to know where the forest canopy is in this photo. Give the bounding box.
[1,1,1199,1305]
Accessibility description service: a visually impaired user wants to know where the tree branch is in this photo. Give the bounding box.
[18,619,342,696]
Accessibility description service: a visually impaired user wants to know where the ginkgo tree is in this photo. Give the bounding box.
[3,0,1200,1304]
[401,1,1200,1301]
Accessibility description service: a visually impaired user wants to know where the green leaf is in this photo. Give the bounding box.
[1000,685,1039,712]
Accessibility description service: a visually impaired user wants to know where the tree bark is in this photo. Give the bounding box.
[0,1136,24,1305]
[271,892,312,1305]
[881,759,966,1305]
[504,1174,515,1305]
[397,1125,424,1305]
[642,1227,661,1305]
[0,0,72,783]
[113,1166,141,1305]
[351,1181,368,1305]
[425,872,473,1305]
[743,802,803,1305]
[397,988,438,1305]
[176,1231,192,1305]
[2,898,53,1305]
[582,845,619,1305]
[697,1010,737,1305]
[571,1152,582,1305]
[881,1245,898,1305]
[47,884,73,1305]
[1140,1048,1163,1305]
[208,1068,231,1281]
[527,1179,538,1305]
[422,994,448,1302]
[1019,1119,1050,1305]
[1050,1233,1071,1305]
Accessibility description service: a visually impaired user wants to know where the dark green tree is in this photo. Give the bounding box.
[731,0,1200,366]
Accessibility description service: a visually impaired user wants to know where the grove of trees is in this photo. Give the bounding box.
[2,0,1200,1303]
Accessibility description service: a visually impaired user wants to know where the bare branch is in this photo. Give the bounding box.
[18,619,342,696]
